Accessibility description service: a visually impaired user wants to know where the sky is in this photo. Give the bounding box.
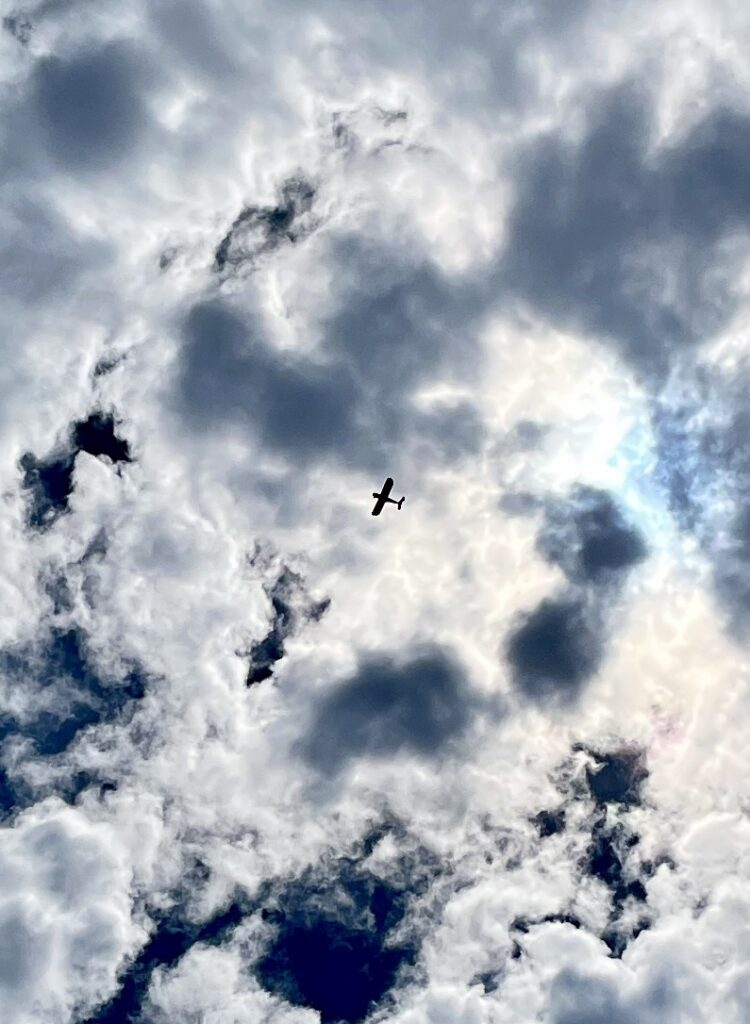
[2,1,750,1021]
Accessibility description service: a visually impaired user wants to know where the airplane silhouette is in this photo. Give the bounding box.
[372,477,405,516]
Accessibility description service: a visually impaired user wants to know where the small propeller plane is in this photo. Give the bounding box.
[371,477,405,516]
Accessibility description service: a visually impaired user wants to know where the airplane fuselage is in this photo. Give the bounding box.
[371,477,405,515]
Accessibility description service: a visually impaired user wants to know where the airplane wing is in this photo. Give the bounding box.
[371,477,394,516]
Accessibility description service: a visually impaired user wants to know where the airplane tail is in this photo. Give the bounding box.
[397,497,405,510]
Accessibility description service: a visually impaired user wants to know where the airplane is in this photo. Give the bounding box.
[371,477,405,516]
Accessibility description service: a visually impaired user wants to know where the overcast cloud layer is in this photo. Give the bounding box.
[2,1,750,1021]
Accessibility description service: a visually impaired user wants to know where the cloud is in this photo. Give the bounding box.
[504,485,649,706]
[20,411,131,530]
[584,747,648,808]
[175,241,485,473]
[505,595,604,704]
[651,363,750,636]
[0,623,147,817]
[242,557,330,686]
[0,804,146,1024]
[549,967,669,1024]
[501,83,750,379]
[537,486,648,586]
[0,198,108,306]
[176,298,359,464]
[3,1,750,1022]
[300,646,481,776]
[253,839,429,1024]
[213,176,317,275]
[150,0,238,83]
[85,893,249,1024]
[30,42,151,173]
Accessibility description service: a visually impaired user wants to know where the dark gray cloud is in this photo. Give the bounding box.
[512,811,651,960]
[30,41,150,172]
[20,411,131,531]
[551,964,676,1024]
[524,746,651,960]
[505,596,603,704]
[87,822,438,1024]
[323,241,476,392]
[537,486,647,586]
[242,562,330,687]
[651,368,750,635]
[584,747,648,808]
[255,824,438,1024]
[213,176,316,274]
[316,238,485,468]
[584,815,649,957]
[504,83,750,647]
[177,299,358,462]
[661,109,750,240]
[531,807,566,838]
[300,646,479,775]
[503,84,669,377]
[502,84,750,378]
[579,747,651,954]
[0,626,146,818]
[472,968,502,995]
[3,13,32,44]
[20,452,76,531]
[0,198,111,307]
[151,0,236,81]
[550,970,639,1024]
[504,486,648,704]
[84,895,250,1024]
[652,389,715,533]
[177,243,484,472]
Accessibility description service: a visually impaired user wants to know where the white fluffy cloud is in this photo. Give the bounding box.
[0,801,147,1023]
